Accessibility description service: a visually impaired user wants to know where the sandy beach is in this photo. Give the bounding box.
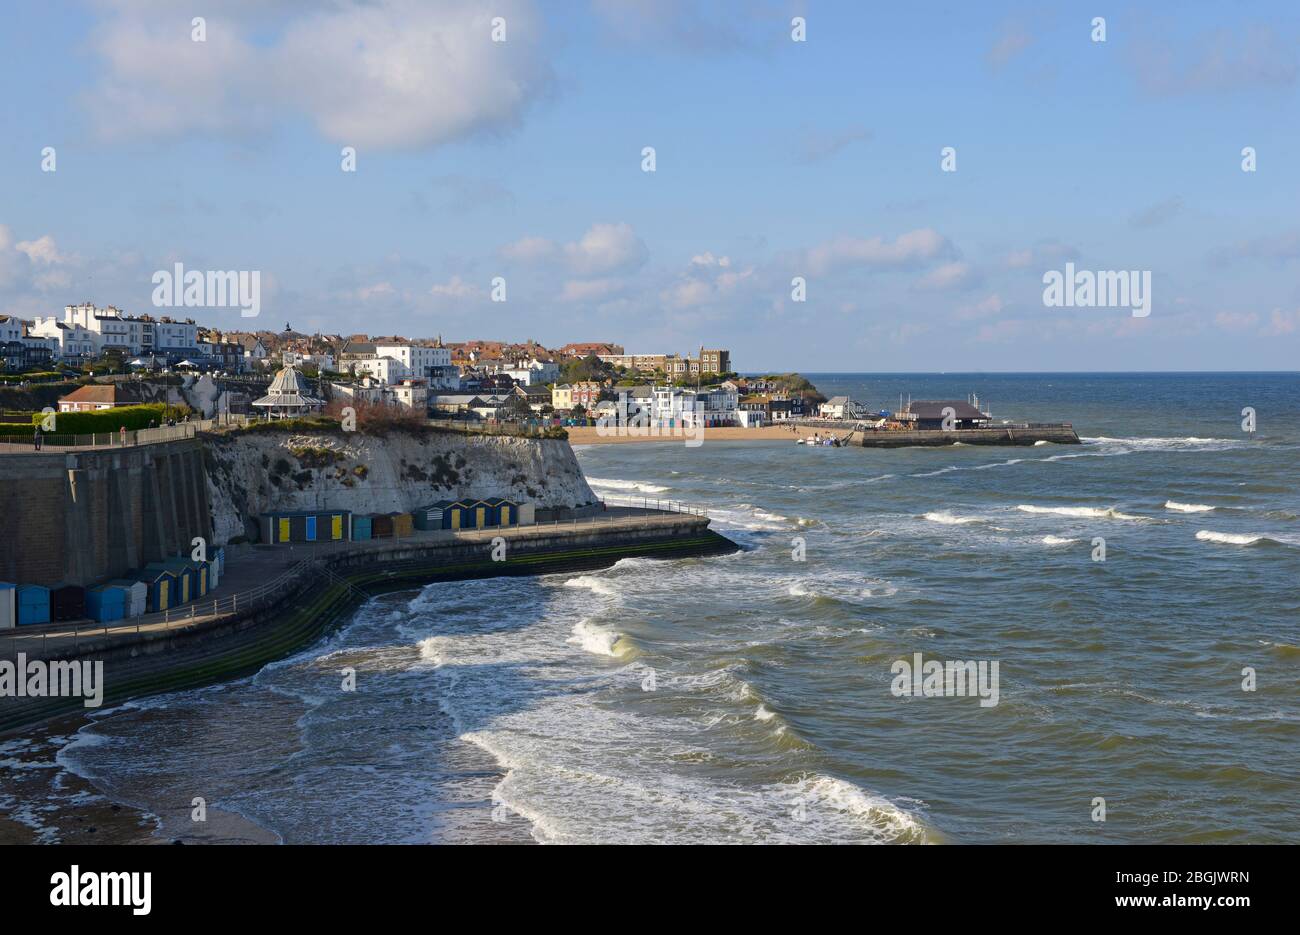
[567,424,811,445]
[0,715,281,845]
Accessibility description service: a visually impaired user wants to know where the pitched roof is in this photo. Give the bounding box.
[58,384,143,405]
[905,400,989,420]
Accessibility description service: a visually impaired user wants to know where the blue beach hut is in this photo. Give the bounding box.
[86,584,127,623]
[351,515,372,541]
[16,585,50,626]
[139,566,177,612]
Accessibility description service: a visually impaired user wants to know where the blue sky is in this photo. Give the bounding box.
[2,0,1298,371]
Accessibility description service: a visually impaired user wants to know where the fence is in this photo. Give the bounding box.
[0,415,256,452]
[3,559,316,656]
[1,500,711,653]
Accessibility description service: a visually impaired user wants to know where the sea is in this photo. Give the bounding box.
[5,373,1298,844]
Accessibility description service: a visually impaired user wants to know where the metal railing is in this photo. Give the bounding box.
[0,415,255,453]
[1,500,711,654]
[3,559,316,656]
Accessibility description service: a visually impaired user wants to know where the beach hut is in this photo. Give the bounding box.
[17,585,50,626]
[138,567,175,612]
[370,513,394,538]
[391,512,414,538]
[352,515,372,541]
[206,557,220,590]
[483,497,519,527]
[109,579,147,618]
[422,499,473,530]
[412,504,444,531]
[51,585,87,623]
[260,509,351,544]
[158,558,202,601]
[0,583,15,629]
[518,502,536,526]
[85,583,127,623]
[214,546,226,574]
[146,562,188,606]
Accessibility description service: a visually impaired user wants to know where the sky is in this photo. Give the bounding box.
[1,0,1299,372]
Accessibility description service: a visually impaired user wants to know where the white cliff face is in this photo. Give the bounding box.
[204,428,596,545]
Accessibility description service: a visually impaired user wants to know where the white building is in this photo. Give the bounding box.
[59,304,196,357]
[334,377,427,412]
[0,315,26,343]
[153,318,199,354]
[29,317,100,360]
[376,343,449,376]
[818,396,864,420]
[390,379,428,411]
[501,356,560,386]
[64,304,146,354]
[350,355,405,385]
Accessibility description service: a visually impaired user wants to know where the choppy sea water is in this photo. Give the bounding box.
[19,374,1300,843]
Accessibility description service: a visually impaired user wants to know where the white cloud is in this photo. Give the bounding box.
[805,228,954,275]
[559,278,623,303]
[913,261,979,293]
[503,222,647,276]
[1006,241,1080,269]
[662,252,754,309]
[0,227,72,291]
[15,235,63,266]
[85,0,554,149]
[357,282,396,302]
[954,294,1005,321]
[429,275,482,299]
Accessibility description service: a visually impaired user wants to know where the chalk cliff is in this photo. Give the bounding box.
[203,427,597,545]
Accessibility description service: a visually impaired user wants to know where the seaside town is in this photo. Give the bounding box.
[1,302,834,429]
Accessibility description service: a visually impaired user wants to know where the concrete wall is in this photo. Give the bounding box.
[858,426,1081,448]
[0,440,211,586]
[0,519,736,734]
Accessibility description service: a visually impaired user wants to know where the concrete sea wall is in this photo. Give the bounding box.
[0,440,210,587]
[858,426,1081,448]
[0,517,735,734]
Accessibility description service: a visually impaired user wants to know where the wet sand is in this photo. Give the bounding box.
[0,715,280,845]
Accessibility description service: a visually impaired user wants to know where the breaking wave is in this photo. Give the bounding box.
[566,620,634,659]
[1165,501,1214,513]
[922,510,983,525]
[1017,504,1143,521]
[1195,530,1264,546]
[585,476,670,494]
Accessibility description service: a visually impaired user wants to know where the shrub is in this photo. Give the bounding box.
[27,403,181,434]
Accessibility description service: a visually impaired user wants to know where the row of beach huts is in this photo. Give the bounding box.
[257,497,533,544]
[1,549,227,629]
[1,497,536,630]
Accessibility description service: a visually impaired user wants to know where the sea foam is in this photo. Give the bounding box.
[922,510,982,525]
[1165,500,1214,513]
[1017,504,1142,520]
[1195,530,1263,546]
[566,620,630,658]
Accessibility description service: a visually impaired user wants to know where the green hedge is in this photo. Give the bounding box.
[0,403,184,436]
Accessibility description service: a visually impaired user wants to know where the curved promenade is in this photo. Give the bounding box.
[0,508,735,735]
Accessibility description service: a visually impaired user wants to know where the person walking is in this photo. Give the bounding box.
[33,426,42,451]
